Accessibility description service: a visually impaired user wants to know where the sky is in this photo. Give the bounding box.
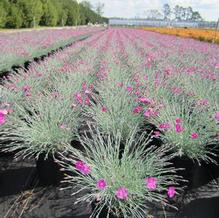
[84,0,219,21]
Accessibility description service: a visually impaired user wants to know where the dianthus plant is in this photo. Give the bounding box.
[58,127,181,218]
[1,95,80,159]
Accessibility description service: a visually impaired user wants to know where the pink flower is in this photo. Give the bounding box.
[82,82,87,91]
[115,187,129,200]
[22,85,31,92]
[159,123,171,130]
[197,99,209,106]
[85,97,91,106]
[82,164,91,175]
[144,108,154,118]
[6,108,13,114]
[175,124,184,133]
[0,109,8,115]
[75,161,91,175]
[153,131,161,138]
[139,97,151,104]
[215,112,219,123]
[75,92,83,104]
[133,106,143,114]
[0,112,6,125]
[191,132,199,139]
[102,106,108,112]
[175,118,182,124]
[145,177,157,190]
[117,82,123,87]
[143,75,148,81]
[215,63,219,69]
[167,187,176,198]
[127,86,133,92]
[97,179,107,190]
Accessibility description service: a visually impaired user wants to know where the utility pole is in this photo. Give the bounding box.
[213,18,219,43]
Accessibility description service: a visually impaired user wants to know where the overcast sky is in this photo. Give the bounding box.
[83,0,219,21]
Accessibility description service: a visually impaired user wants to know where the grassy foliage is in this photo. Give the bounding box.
[59,127,181,218]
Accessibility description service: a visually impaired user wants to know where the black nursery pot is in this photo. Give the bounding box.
[36,153,64,186]
[171,156,212,190]
[91,202,123,218]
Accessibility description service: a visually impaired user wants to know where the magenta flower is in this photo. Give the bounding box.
[139,97,151,104]
[175,118,182,124]
[75,161,91,175]
[144,108,154,118]
[97,179,107,190]
[115,187,129,200]
[0,112,6,125]
[102,106,108,112]
[144,75,148,81]
[85,97,91,106]
[127,86,133,93]
[24,92,32,97]
[215,112,219,123]
[133,106,143,114]
[167,187,176,198]
[82,164,91,175]
[153,131,161,138]
[82,82,87,91]
[145,177,157,190]
[175,123,184,133]
[0,109,8,115]
[159,123,171,130]
[197,99,209,106]
[75,92,83,104]
[191,132,199,139]
[22,85,31,92]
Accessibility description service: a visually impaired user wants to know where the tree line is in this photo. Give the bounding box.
[146,4,203,22]
[0,0,108,29]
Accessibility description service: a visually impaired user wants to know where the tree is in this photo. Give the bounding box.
[0,0,107,28]
[146,10,163,20]
[6,3,23,28]
[179,7,186,21]
[0,0,9,28]
[96,2,104,16]
[17,0,43,27]
[173,5,181,21]
[163,4,171,20]
[185,7,193,21]
[81,1,93,10]
[62,0,80,26]
[191,11,203,21]
[40,0,58,27]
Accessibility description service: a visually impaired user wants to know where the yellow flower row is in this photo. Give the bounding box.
[142,27,219,44]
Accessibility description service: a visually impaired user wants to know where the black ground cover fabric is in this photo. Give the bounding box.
[1,154,219,218]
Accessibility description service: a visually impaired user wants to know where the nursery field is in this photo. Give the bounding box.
[142,27,219,44]
[0,27,219,218]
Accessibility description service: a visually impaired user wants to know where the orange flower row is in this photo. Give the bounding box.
[142,27,219,44]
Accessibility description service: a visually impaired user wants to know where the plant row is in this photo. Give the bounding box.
[0,27,103,73]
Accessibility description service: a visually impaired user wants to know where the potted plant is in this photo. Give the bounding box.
[58,127,182,218]
[148,96,218,190]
